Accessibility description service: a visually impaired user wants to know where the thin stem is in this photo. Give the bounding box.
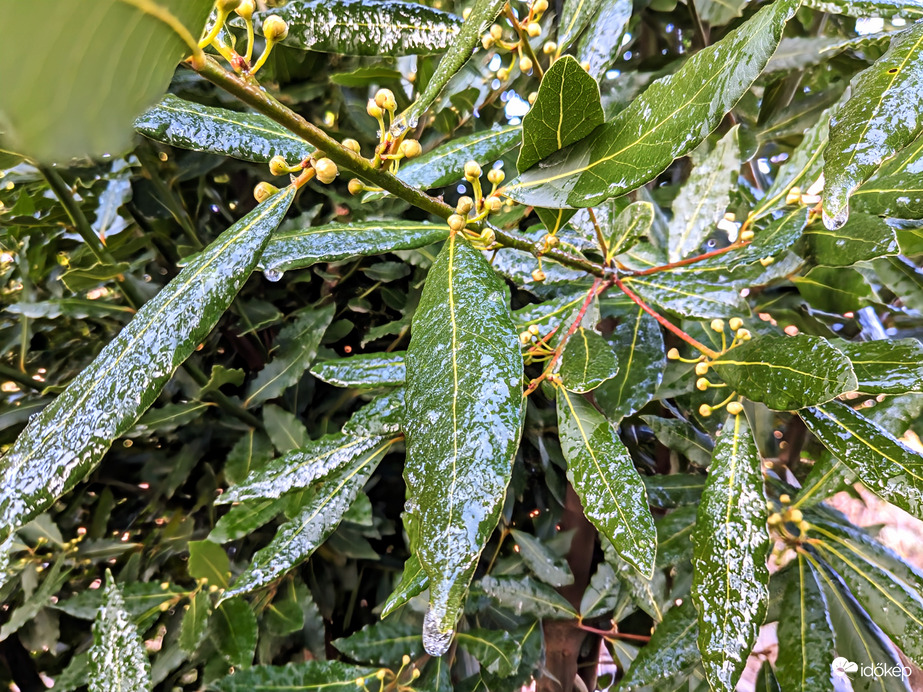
[614,277,719,358]
[504,5,544,79]
[577,623,652,643]
[116,0,204,66]
[137,144,203,249]
[587,207,608,261]
[687,0,709,49]
[628,241,746,277]
[0,362,42,391]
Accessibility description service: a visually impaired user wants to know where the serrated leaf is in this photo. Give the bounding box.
[261,221,446,273]
[403,233,524,639]
[381,554,429,618]
[135,94,313,163]
[692,411,770,692]
[244,305,334,407]
[0,187,295,544]
[556,389,656,576]
[576,0,633,79]
[311,353,406,389]
[801,400,923,520]
[518,56,603,172]
[558,0,606,51]
[246,0,461,56]
[558,328,619,393]
[505,0,799,207]
[0,1,213,162]
[711,335,857,411]
[833,338,923,394]
[334,620,422,665]
[188,540,230,589]
[479,575,579,619]
[822,22,923,229]
[621,274,744,319]
[456,628,521,677]
[89,573,152,692]
[595,306,665,421]
[669,127,739,262]
[775,552,835,692]
[618,599,699,690]
[510,529,574,587]
[804,213,899,266]
[209,661,383,691]
[642,474,707,509]
[853,130,923,219]
[211,598,257,669]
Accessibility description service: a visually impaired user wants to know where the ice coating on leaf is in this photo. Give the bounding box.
[422,605,454,656]
[801,0,923,19]
[89,573,152,692]
[692,411,770,692]
[311,352,406,389]
[0,187,295,543]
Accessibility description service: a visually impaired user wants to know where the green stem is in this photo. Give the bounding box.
[0,362,42,391]
[504,4,544,79]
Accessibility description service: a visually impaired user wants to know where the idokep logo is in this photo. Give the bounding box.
[831,656,911,680]
[832,657,858,678]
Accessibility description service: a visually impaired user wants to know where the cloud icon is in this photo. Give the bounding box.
[832,657,858,677]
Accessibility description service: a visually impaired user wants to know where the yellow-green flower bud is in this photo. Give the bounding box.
[695,361,709,376]
[367,99,383,118]
[667,347,680,360]
[254,181,279,202]
[531,267,546,282]
[464,161,482,180]
[789,508,804,523]
[740,229,755,242]
[528,324,540,335]
[375,88,397,111]
[348,178,364,195]
[268,155,291,177]
[736,328,752,341]
[528,91,538,104]
[520,331,533,345]
[262,15,289,41]
[447,214,467,232]
[314,158,338,184]
[235,0,255,19]
[497,67,510,81]
[699,404,712,417]
[710,319,725,333]
[400,139,422,158]
[218,0,242,11]
[520,56,533,73]
[526,22,542,37]
[533,0,549,12]
[485,196,502,212]
[727,401,744,416]
[729,317,743,331]
[482,34,494,50]
[342,138,361,154]
[487,168,505,185]
[696,377,709,391]
[480,228,496,245]
[490,24,503,40]
[543,41,557,54]
[456,196,474,215]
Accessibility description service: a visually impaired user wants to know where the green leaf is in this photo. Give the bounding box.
[403,233,524,643]
[793,266,874,314]
[247,0,461,56]
[330,66,403,87]
[874,255,923,312]
[209,661,383,691]
[334,620,422,665]
[558,0,606,51]
[668,127,739,262]
[595,305,665,421]
[505,0,799,207]
[187,540,230,590]
[135,94,313,163]
[656,505,697,568]
[1,559,69,641]
[198,365,246,398]
[89,573,152,692]
[342,390,404,436]
[220,433,395,503]
[580,562,626,619]
[223,443,386,599]
[55,581,185,622]
[699,0,748,25]
[479,575,579,619]
[556,389,656,576]
[804,213,899,266]
[0,1,213,162]
[801,401,923,520]
[621,274,744,319]
[0,186,296,543]
[775,553,835,692]
[381,554,429,618]
[209,498,285,544]
[510,529,574,587]
[518,56,604,173]
[606,202,655,260]
[576,0,633,79]
[179,591,211,655]
[558,328,619,393]
[618,600,699,690]
[311,352,406,389]
[211,598,258,669]
[756,661,783,692]
[692,411,770,692]
[261,221,447,273]
[456,628,521,677]
[822,22,923,229]
[391,0,505,136]
[711,335,858,411]
[264,580,305,636]
[833,338,923,394]
[853,131,923,219]
[225,430,274,486]
[642,417,714,468]
[802,0,923,19]
[642,474,707,509]
[244,306,334,407]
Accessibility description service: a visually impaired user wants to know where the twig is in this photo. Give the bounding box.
[628,240,746,276]
[577,623,652,643]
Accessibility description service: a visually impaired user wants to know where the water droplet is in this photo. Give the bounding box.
[822,207,848,230]
[263,267,284,282]
[422,606,453,656]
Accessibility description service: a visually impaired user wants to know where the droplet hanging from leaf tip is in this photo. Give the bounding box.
[263,267,284,282]
[421,605,453,656]
[822,206,849,230]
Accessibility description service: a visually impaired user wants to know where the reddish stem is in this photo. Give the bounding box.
[629,241,746,277]
[577,623,652,643]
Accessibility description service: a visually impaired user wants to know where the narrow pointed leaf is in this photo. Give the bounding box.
[180,591,211,654]
[311,352,406,389]
[510,529,574,587]
[479,575,579,619]
[853,130,923,218]
[0,187,295,542]
[642,474,707,509]
[381,554,429,618]
[801,400,923,520]
[802,0,923,20]
[404,233,524,638]
[505,0,799,207]
[711,335,857,411]
[804,213,899,266]
[334,620,422,665]
[556,388,656,576]
[558,328,619,393]
[618,600,700,690]
[822,22,923,229]
[558,0,606,51]
[209,661,383,691]
[342,390,404,436]
[456,629,521,677]
[209,498,285,544]
[692,411,770,692]
[518,56,604,172]
[874,255,923,312]
[642,417,714,468]
[655,505,697,568]
[135,94,313,163]
[89,573,152,692]
[833,338,923,394]
[580,562,625,619]
[576,0,633,79]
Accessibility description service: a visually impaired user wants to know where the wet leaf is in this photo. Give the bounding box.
[247,0,462,56]
[209,661,383,691]
[801,401,923,520]
[342,390,405,436]
[833,338,923,394]
[0,0,213,161]
[334,620,422,665]
[135,94,313,163]
[874,255,923,312]
[558,328,619,393]
[311,352,406,389]
[853,130,923,219]
[711,335,858,411]
[381,554,429,618]
[1,559,69,641]
[556,389,656,576]
[558,0,606,51]
[822,22,923,229]
[656,505,697,568]
[479,575,579,619]
[576,0,633,79]
[793,266,875,314]
[692,410,770,692]
[622,274,744,319]
[179,591,211,654]
[225,430,274,486]
[804,213,899,266]
[209,498,285,544]
[580,562,625,618]
[403,233,524,640]
[55,581,184,622]
[505,0,799,207]
[518,56,604,173]
[211,598,258,669]
[642,417,714,468]
[755,661,782,692]
[802,0,923,19]
[187,540,230,590]
[607,202,655,260]
[618,600,699,690]
[260,221,446,273]
[642,474,707,509]
[0,187,295,543]
[510,529,574,587]
[456,628,521,677]
[88,573,152,692]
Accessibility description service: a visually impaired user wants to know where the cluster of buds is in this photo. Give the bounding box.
[519,323,542,345]
[445,161,505,242]
[359,89,423,179]
[198,0,287,76]
[482,0,548,80]
[257,150,339,200]
[768,494,808,547]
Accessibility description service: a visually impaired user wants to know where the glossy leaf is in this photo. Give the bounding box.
[802,0,923,19]
[692,411,769,692]
[88,573,152,692]
[793,266,875,314]
[334,620,422,665]
[607,202,655,260]
[804,213,899,266]
[210,661,383,691]
[853,130,923,219]
[576,0,633,79]
[456,629,521,677]
[187,540,230,589]
[212,598,257,669]
[342,390,405,436]
[642,417,714,468]
[479,575,579,619]
[260,221,446,273]
[580,562,626,619]
[557,388,656,576]
[510,529,574,587]
[518,56,604,172]
[505,0,799,207]
[558,328,619,393]
[135,94,313,163]
[833,338,923,394]
[55,581,185,622]
[248,0,461,56]
[711,335,857,411]
[0,1,213,161]
[209,498,285,544]
[874,255,923,313]
[0,186,295,543]
[756,661,783,692]
[801,400,923,521]
[381,555,429,618]
[642,474,707,509]
[618,600,699,690]
[656,505,697,568]
[311,352,406,389]
[558,0,606,51]
[225,430,273,486]
[622,274,744,319]
[179,591,211,654]
[403,233,524,642]
[822,22,923,229]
